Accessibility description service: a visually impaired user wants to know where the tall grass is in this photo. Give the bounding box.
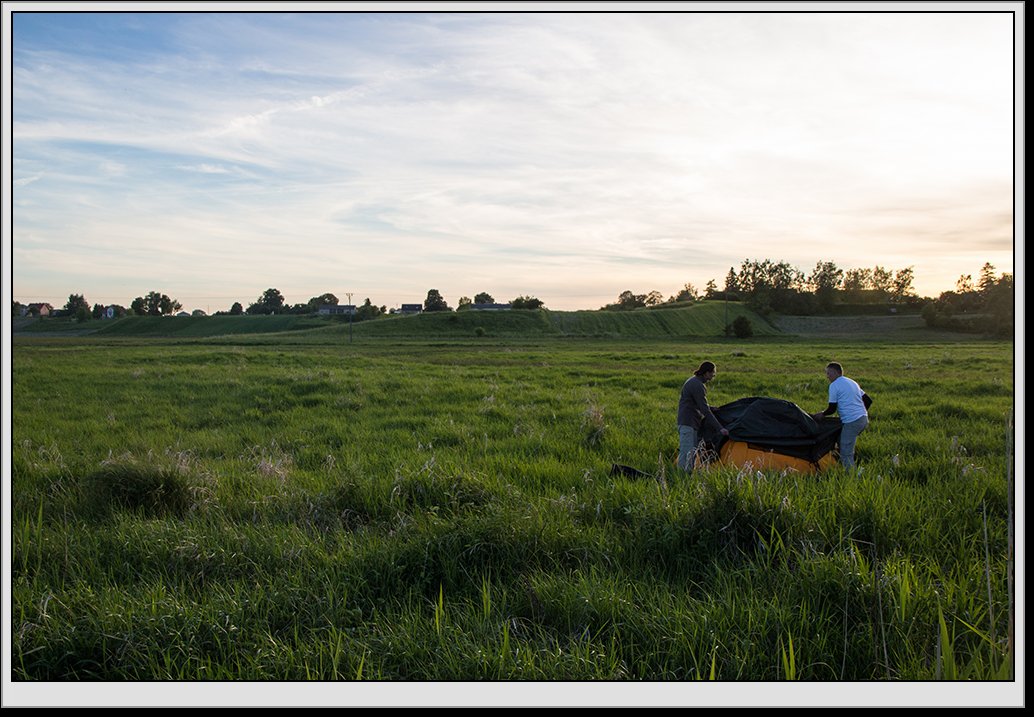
[10,336,1014,683]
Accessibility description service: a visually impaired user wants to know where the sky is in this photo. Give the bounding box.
[4,2,1022,313]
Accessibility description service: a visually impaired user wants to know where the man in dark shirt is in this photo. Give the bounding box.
[677,361,728,473]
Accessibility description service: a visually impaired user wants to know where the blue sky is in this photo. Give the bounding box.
[7,4,1020,312]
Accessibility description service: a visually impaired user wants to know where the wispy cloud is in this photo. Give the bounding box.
[10,9,1016,309]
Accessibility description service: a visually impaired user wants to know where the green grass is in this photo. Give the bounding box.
[10,331,1015,684]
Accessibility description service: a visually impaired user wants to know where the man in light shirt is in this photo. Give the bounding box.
[811,362,872,469]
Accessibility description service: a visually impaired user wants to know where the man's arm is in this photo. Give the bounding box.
[812,402,837,420]
[690,382,728,435]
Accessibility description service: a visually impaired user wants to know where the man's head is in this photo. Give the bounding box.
[825,362,843,382]
[695,361,717,382]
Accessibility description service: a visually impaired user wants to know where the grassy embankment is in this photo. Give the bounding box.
[15,301,779,341]
[10,306,1015,682]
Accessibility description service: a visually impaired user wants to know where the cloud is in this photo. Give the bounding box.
[176,163,233,174]
[10,11,1017,310]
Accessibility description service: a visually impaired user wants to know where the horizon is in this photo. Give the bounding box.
[5,4,1021,314]
[9,255,1014,316]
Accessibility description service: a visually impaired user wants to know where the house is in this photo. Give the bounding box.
[399,304,423,315]
[23,302,53,317]
[471,303,512,311]
[318,304,356,316]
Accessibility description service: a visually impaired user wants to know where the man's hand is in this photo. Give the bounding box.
[720,428,729,436]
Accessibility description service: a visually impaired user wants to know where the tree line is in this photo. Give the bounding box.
[603,258,922,315]
[421,290,545,312]
[600,257,1013,337]
[921,262,1014,337]
[14,287,547,323]
[237,288,546,318]
[14,260,1012,337]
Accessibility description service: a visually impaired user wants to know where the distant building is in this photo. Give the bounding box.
[23,302,53,317]
[318,304,356,315]
[471,303,512,311]
[399,304,423,315]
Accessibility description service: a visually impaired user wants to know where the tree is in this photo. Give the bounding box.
[609,290,647,310]
[704,279,719,299]
[247,288,286,315]
[985,272,1014,336]
[64,293,90,315]
[473,292,495,305]
[950,274,982,313]
[511,295,544,310]
[670,285,697,303]
[424,289,450,312]
[723,267,740,294]
[769,261,805,292]
[808,261,843,313]
[734,259,815,315]
[150,292,180,316]
[871,266,894,298]
[229,302,244,315]
[921,264,1012,336]
[131,291,180,316]
[644,290,665,306]
[736,260,766,295]
[843,268,872,292]
[978,262,998,295]
[355,298,384,321]
[891,267,916,303]
[456,296,473,311]
[92,303,106,319]
[307,293,339,312]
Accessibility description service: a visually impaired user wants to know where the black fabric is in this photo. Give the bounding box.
[698,396,843,463]
[610,463,652,480]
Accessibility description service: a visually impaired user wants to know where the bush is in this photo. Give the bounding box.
[730,315,754,338]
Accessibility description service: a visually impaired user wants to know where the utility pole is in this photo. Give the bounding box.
[346,291,353,344]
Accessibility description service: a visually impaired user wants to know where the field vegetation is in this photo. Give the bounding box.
[9,311,1015,686]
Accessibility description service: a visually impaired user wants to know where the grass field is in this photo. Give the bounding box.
[8,315,1017,696]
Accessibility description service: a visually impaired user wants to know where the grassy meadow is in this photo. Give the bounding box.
[9,310,1016,688]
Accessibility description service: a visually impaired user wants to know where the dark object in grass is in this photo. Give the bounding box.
[609,463,653,480]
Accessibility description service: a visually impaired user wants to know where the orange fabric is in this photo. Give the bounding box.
[696,440,836,474]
